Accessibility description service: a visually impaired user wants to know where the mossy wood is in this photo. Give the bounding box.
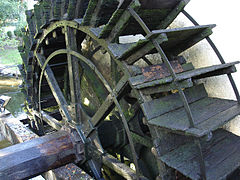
[13,0,240,179]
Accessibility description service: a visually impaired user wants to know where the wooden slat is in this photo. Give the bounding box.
[108,33,167,60]
[132,62,239,89]
[156,0,190,29]
[141,61,184,81]
[33,4,43,38]
[146,24,215,39]
[129,61,183,86]
[100,0,188,39]
[149,97,240,137]
[100,0,140,41]
[140,78,193,95]
[175,61,239,81]
[124,25,214,64]
[139,0,181,9]
[119,0,188,37]
[40,0,51,28]
[141,84,207,120]
[82,0,119,26]
[160,129,240,179]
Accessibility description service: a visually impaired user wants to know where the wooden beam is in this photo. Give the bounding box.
[0,111,93,180]
[65,27,83,124]
[36,53,72,122]
[0,130,75,180]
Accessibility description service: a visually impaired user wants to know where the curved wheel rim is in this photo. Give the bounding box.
[35,23,141,179]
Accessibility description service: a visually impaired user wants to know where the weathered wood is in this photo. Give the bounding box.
[146,24,214,39]
[82,0,118,26]
[40,0,51,28]
[109,33,167,62]
[124,25,214,64]
[141,84,207,120]
[67,0,78,20]
[0,111,92,180]
[86,76,128,136]
[140,78,193,95]
[157,0,190,29]
[103,0,140,42]
[0,130,75,180]
[99,0,187,40]
[65,27,83,124]
[175,61,239,81]
[33,4,43,38]
[132,61,239,89]
[149,97,240,137]
[160,129,240,180]
[98,0,132,39]
[43,163,94,180]
[129,61,183,85]
[36,53,72,122]
[102,153,148,180]
[51,0,62,21]
[139,0,181,9]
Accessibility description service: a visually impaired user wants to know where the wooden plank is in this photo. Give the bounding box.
[133,62,239,89]
[82,0,119,26]
[108,41,148,59]
[67,0,78,20]
[192,65,237,80]
[141,84,207,120]
[40,111,63,130]
[100,0,140,41]
[50,0,62,21]
[160,129,240,180]
[140,78,193,95]
[43,163,94,180]
[141,61,183,81]
[40,0,51,28]
[121,33,168,62]
[120,0,189,37]
[175,61,239,81]
[139,0,181,9]
[146,24,215,39]
[124,25,214,64]
[129,61,183,86]
[149,97,239,137]
[194,104,240,135]
[33,4,43,38]
[157,0,190,29]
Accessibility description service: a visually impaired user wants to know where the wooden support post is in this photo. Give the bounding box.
[0,130,75,180]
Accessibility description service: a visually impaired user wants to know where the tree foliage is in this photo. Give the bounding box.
[0,0,26,26]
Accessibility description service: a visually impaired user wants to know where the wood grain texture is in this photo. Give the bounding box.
[132,61,239,89]
[0,131,76,180]
[160,129,240,180]
[141,84,207,120]
[149,97,240,137]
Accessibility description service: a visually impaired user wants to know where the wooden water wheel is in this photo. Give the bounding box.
[16,0,240,179]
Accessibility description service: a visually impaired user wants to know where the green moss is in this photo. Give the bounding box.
[82,0,98,25]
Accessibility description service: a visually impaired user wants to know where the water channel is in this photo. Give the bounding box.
[0,76,25,147]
